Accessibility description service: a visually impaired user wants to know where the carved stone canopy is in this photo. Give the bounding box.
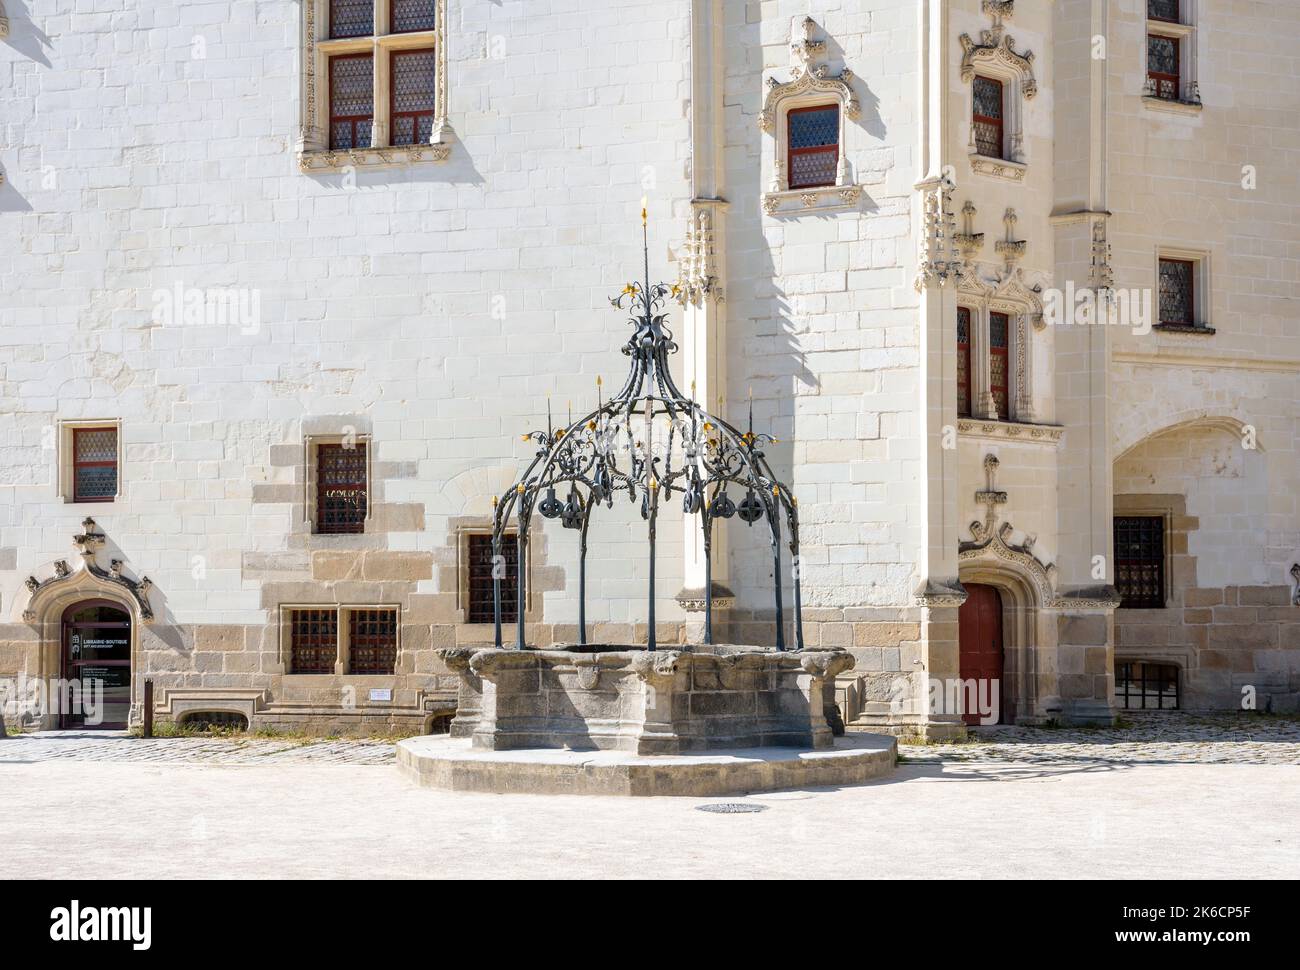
[1291,563,1300,605]
[23,517,154,622]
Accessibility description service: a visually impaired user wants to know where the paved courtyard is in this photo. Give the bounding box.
[3,713,1297,879]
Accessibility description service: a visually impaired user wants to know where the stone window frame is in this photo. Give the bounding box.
[303,432,373,534]
[963,60,1030,182]
[1113,513,1168,609]
[298,0,452,172]
[278,603,403,676]
[57,419,123,505]
[1112,496,1178,611]
[1143,0,1202,113]
[955,288,1035,424]
[1153,246,1214,334]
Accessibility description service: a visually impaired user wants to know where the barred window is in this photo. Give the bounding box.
[73,428,118,503]
[1115,516,1165,609]
[390,49,437,147]
[1148,0,1180,23]
[317,442,367,534]
[290,609,338,674]
[787,105,839,190]
[329,53,374,150]
[989,311,1010,420]
[1147,34,1181,102]
[957,307,972,418]
[1158,258,1195,325]
[349,608,398,675]
[467,533,518,624]
[392,0,437,33]
[972,76,1005,159]
[1116,662,1179,710]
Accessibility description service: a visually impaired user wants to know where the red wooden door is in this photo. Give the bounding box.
[958,584,1004,726]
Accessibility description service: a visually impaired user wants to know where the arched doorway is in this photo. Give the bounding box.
[61,600,132,729]
[958,584,1004,726]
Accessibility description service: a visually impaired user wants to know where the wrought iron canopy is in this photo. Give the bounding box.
[491,212,804,651]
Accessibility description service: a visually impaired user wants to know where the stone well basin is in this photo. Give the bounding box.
[435,644,854,756]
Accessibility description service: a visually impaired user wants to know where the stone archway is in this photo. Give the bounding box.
[957,557,1048,725]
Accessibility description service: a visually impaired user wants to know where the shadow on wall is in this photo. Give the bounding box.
[3,0,54,67]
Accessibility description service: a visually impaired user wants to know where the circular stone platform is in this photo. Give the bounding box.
[396,733,897,797]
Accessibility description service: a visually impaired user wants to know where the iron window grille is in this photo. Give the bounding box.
[316,442,368,534]
[1115,516,1166,609]
[989,311,1010,419]
[1116,661,1180,709]
[786,104,839,190]
[349,608,398,675]
[1158,257,1195,325]
[972,76,1005,159]
[468,533,517,624]
[290,608,339,674]
[328,52,375,149]
[72,428,118,503]
[957,307,973,418]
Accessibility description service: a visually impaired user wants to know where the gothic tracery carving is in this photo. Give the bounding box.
[22,518,154,622]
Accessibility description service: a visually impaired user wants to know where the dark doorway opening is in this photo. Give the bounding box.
[61,600,131,729]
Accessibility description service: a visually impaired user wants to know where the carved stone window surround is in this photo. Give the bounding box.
[1144,1,1201,111]
[759,18,863,217]
[298,0,452,172]
[960,2,1037,178]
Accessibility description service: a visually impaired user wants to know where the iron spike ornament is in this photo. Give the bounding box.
[491,213,805,652]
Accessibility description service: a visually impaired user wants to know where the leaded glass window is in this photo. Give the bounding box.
[989,312,1010,419]
[1115,516,1165,609]
[290,609,338,674]
[392,0,437,33]
[317,442,367,534]
[349,608,398,675]
[73,428,118,502]
[972,76,1004,159]
[468,533,518,624]
[1147,34,1180,101]
[329,0,373,38]
[1148,0,1180,23]
[1158,258,1195,325]
[787,104,839,190]
[329,54,374,150]
[957,307,972,418]
[390,49,437,146]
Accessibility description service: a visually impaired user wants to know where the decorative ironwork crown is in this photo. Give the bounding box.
[489,206,804,651]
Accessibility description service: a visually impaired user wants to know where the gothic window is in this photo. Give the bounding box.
[1114,516,1166,609]
[957,307,973,418]
[1146,34,1180,101]
[389,48,437,147]
[348,608,398,675]
[1115,662,1180,709]
[316,442,368,534]
[73,428,119,503]
[300,0,450,170]
[329,53,375,149]
[989,312,1010,419]
[787,104,840,190]
[972,76,1005,160]
[1158,257,1195,325]
[467,533,518,624]
[290,608,339,674]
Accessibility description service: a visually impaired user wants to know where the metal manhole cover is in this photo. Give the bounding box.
[695,802,766,814]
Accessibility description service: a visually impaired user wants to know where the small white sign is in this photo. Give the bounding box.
[368,688,392,703]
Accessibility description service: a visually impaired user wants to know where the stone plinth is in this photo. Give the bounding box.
[397,733,897,797]
[435,644,854,755]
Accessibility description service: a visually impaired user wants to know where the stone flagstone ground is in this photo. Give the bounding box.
[2,712,1297,879]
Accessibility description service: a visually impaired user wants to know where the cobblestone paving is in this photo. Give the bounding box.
[898,712,1300,766]
[0,731,398,765]
[4,712,1299,767]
